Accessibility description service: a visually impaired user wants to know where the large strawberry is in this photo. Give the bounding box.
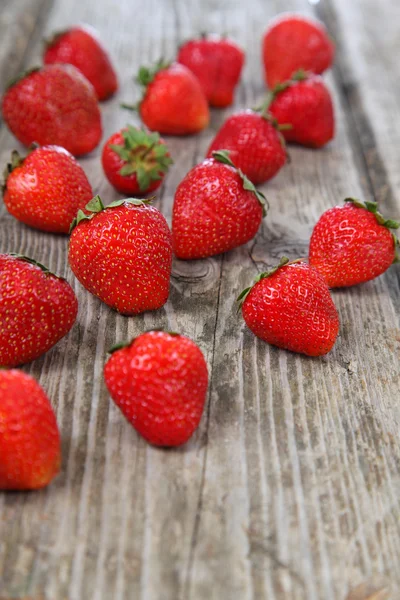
[172,150,267,260]
[104,331,208,447]
[101,126,173,195]
[68,196,172,314]
[264,70,334,148]
[134,60,209,135]
[2,65,102,156]
[206,110,287,184]
[177,34,244,108]
[0,254,78,367]
[309,199,399,287]
[0,369,61,490]
[2,145,93,233]
[44,24,118,100]
[263,14,335,88]
[239,257,339,357]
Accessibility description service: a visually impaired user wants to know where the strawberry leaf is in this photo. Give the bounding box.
[237,257,292,309]
[345,197,400,230]
[86,195,105,213]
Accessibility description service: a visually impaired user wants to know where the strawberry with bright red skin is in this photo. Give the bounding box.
[44,25,118,101]
[239,257,339,357]
[104,331,208,447]
[309,199,399,287]
[135,61,210,135]
[1,65,102,156]
[68,196,172,315]
[177,35,244,108]
[172,150,267,260]
[2,145,93,233]
[263,14,335,88]
[101,126,173,196]
[0,254,78,367]
[267,71,334,148]
[206,110,286,184]
[0,369,61,490]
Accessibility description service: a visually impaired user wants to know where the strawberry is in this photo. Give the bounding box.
[239,257,339,357]
[264,71,334,148]
[177,34,245,108]
[1,65,102,156]
[0,369,61,490]
[134,60,210,135]
[206,110,287,184]
[104,331,208,446]
[101,126,173,196]
[2,145,93,233]
[68,196,172,314]
[0,254,78,367]
[172,150,267,260]
[263,14,335,88]
[309,199,399,287]
[43,24,118,101]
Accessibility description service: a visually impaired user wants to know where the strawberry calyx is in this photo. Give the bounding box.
[108,330,180,354]
[136,59,171,87]
[7,253,63,279]
[109,126,173,191]
[256,70,310,115]
[6,67,41,91]
[212,150,269,217]
[70,195,152,232]
[345,198,400,229]
[2,144,40,193]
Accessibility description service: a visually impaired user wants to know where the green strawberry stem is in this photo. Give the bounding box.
[255,69,309,115]
[69,195,153,232]
[212,150,269,217]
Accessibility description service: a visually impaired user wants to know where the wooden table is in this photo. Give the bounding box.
[0,0,399,598]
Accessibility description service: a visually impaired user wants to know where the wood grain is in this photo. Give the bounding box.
[0,0,399,598]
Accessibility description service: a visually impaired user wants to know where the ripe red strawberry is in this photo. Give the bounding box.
[309,199,399,287]
[104,331,208,446]
[206,110,287,184]
[1,65,102,156]
[135,61,210,135]
[239,257,339,356]
[0,369,61,490]
[2,145,93,233]
[0,254,78,367]
[263,14,335,88]
[177,34,245,108]
[172,150,267,260]
[68,196,172,314]
[265,71,334,148]
[44,25,118,101]
[101,126,173,195]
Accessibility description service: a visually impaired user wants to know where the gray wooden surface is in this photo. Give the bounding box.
[0,0,399,598]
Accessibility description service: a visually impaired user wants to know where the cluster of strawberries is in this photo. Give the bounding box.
[0,17,399,490]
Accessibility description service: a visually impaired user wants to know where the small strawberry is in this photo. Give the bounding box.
[309,199,399,287]
[206,110,287,184]
[104,331,208,446]
[172,150,267,260]
[2,65,102,156]
[0,254,78,367]
[2,145,93,233]
[101,126,173,196]
[239,257,339,357]
[263,71,334,148]
[263,14,335,88]
[133,60,210,135]
[0,369,61,490]
[68,196,172,314]
[177,34,245,108]
[44,24,118,101]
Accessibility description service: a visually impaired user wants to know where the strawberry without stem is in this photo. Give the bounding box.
[239,257,339,357]
[44,24,118,101]
[1,64,102,156]
[2,145,93,233]
[177,34,244,108]
[0,254,78,367]
[102,126,173,195]
[0,369,61,490]
[68,196,172,315]
[309,199,399,287]
[104,331,208,447]
[172,150,267,260]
